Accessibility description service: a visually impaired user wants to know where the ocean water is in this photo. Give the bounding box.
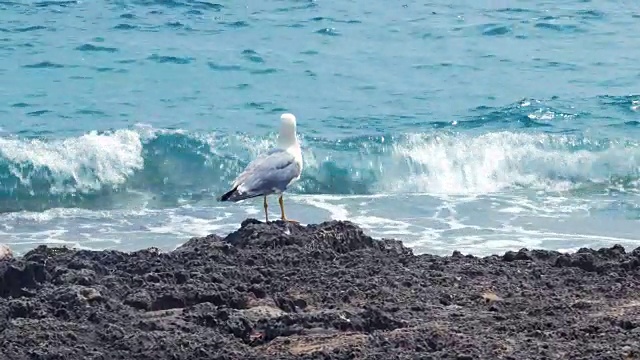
[1,0,640,257]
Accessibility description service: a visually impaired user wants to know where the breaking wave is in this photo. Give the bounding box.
[1,121,639,212]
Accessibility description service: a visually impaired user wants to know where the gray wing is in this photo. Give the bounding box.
[229,148,301,199]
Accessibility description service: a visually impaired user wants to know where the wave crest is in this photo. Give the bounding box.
[0,127,638,212]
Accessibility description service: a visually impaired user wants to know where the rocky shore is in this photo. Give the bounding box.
[0,219,639,359]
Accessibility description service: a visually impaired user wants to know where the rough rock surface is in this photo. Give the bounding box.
[1,219,639,359]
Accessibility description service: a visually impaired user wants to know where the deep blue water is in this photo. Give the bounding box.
[1,0,640,256]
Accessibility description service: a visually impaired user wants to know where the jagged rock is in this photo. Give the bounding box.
[0,219,639,359]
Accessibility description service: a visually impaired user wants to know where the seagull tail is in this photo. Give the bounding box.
[218,186,261,202]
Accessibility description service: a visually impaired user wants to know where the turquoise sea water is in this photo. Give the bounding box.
[1,0,640,256]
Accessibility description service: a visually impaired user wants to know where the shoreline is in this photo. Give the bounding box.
[1,219,639,359]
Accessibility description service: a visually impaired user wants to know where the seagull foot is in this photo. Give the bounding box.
[281,217,299,224]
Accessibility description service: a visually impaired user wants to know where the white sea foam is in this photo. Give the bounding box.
[387,132,640,195]
[0,130,144,193]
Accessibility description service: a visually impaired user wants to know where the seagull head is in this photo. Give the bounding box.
[278,113,298,148]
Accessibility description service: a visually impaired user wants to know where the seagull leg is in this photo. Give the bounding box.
[263,196,269,223]
[279,195,298,223]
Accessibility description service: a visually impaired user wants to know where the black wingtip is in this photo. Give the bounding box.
[218,186,237,202]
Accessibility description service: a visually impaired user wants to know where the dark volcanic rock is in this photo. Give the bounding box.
[1,219,639,359]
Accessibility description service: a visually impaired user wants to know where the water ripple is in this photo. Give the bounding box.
[310,16,361,24]
[316,28,340,36]
[225,21,249,28]
[131,0,222,11]
[207,62,243,71]
[496,7,536,14]
[148,54,193,64]
[166,21,186,29]
[75,109,106,116]
[250,68,277,75]
[14,26,47,32]
[75,44,118,53]
[576,10,605,19]
[534,22,583,33]
[26,109,52,116]
[276,1,317,12]
[23,61,65,69]
[241,49,264,63]
[192,1,222,11]
[114,24,138,30]
[481,24,511,36]
[34,0,77,7]
[93,67,127,73]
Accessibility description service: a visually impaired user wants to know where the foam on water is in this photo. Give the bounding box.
[3,189,640,257]
[389,131,640,195]
[0,130,143,192]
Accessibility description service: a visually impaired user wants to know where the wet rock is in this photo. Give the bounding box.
[0,220,638,359]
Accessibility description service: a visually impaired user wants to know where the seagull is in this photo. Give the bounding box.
[218,113,303,223]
